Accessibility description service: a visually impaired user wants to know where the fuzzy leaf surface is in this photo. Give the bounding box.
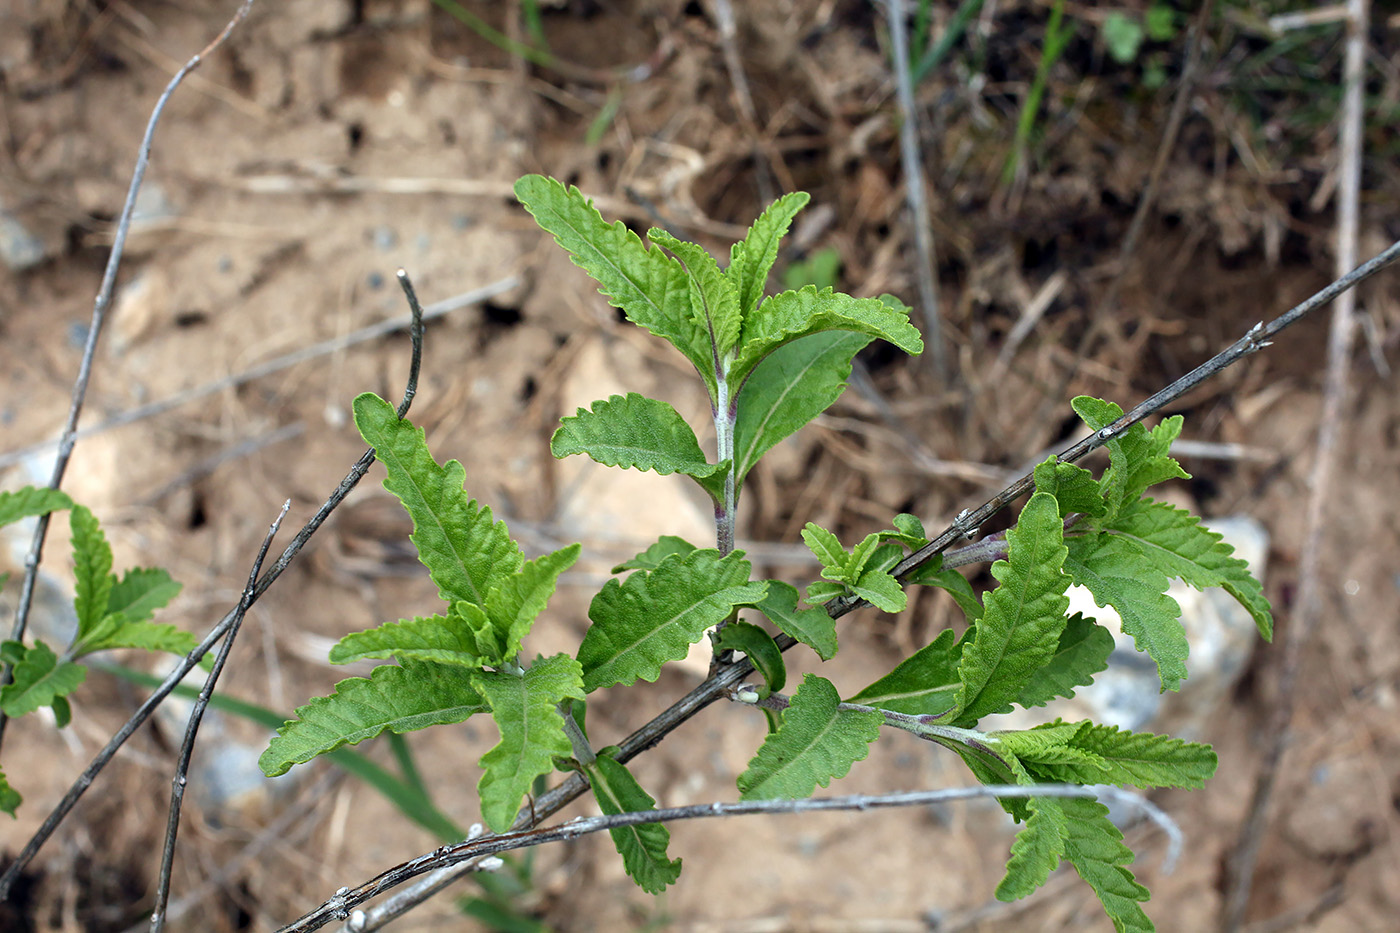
[801,523,848,578]
[551,393,727,501]
[75,620,198,659]
[851,568,906,613]
[1108,498,1272,640]
[1072,397,1188,518]
[105,568,182,625]
[649,229,741,356]
[0,486,73,526]
[730,286,923,389]
[612,535,697,573]
[1023,721,1217,789]
[484,543,581,661]
[475,654,585,832]
[1033,458,1106,518]
[728,191,810,318]
[747,580,838,660]
[587,752,682,894]
[732,331,871,488]
[1013,613,1114,710]
[996,795,1069,901]
[579,550,766,692]
[715,622,785,697]
[70,505,114,638]
[0,641,87,717]
[737,674,881,800]
[1060,797,1153,932]
[952,492,1071,725]
[259,660,488,776]
[847,628,961,716]
[514,175,710,385]
[355,393,523,605]
[1065,533,1187,691]
[328,610,488,668]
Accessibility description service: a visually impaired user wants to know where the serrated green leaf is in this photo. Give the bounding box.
[737,674,881,800]
[551,393,728,502]
[0,486,74,527]
[1014,613,1114,710]
[485,543,581,661]
[476,654,585,832]
[260,660,489,777]
[715,622,784,697]
[1109,498,1272,640]
[801,523,848,578]
[847,628,961,715]
[884,513,928,548]
[329,609,489,667]
[747,580,837,660]
[1072,398,1188,518]
[0,767,19,816]
[1065,533,1188,691]
[0,641,87,718]
[906,556,983,622]
[649,229,741,357]
[996,795,1069,901]
[354,393,524,606]
[579,550,766,692]
[73,620,199,659]
[0,641,23,665]
[586,752,682,894]
[952,493,1071,726]
[1033,457,1106,518]
[732,331,872,490]
[50,694,72,728]
[105,567,182,624]
[729,191,810,318]
[613,535,697,573]
[1060,797,1153,932]
[730,286,923,391]
[514,175,712,391]
[70,505,114,638]
[844,532,882,579]
[1028,721,1217,790]
[851,568,906,613]
[803,580,846,605]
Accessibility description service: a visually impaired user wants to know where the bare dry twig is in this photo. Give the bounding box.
[0,268,430,898]
[0,0,256,754]
[286,784,1178,933]
[149,499,289,933]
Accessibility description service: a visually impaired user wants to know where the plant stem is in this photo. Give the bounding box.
[712,380,737,555]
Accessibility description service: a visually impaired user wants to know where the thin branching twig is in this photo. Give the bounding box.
[1221,2,1371,929]
[886,0,947,383]
[0,276,519,471]
[0,0,257,755]
[149,499,289,933]
[0,271,430,898]
[286,784,1178,933]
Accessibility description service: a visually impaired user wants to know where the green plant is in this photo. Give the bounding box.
[1003,0,1077,187]
[1101,5,1177,89]
[0,488,193,814]
[256,175,1272,931]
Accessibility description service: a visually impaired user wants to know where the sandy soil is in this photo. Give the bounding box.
[2,2,1398,931]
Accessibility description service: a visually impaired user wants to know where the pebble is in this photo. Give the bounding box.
[0,201,47,271]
